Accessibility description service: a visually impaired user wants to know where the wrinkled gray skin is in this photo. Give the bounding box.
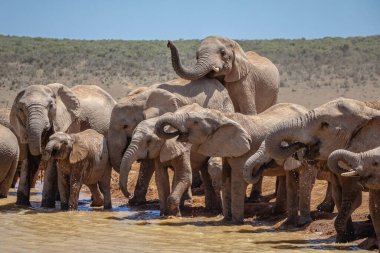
[0,124,19,198]
[119,117,219,216]
[329,147,380,249]
[11,83,116,207]
[168,36,279,115]
[43,130,111,210]
[108,78,234,208]
[264,97,380,243]
[155,103,307,223]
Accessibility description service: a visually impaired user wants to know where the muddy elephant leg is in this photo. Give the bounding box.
[285,171,299,226]
[369,189,380,249]
[69,168,83,210]
[222,161,232,221]
[334,176,362,243]
[201,166,222,211]
[58,171,70,210]
[298,166,317,226]
[129,159,154,206]
[41,160,58,208]
[99,168,112,209]
[317,181,335,213]
[154,161,170,216]
[246,176,263,203]
[16,152,40,206]
[192,170,202,190]
[88,184,104,207]
[273,176,287,214]
[230,165,247,224]
[11,162,22,188]
[0,158,18,198]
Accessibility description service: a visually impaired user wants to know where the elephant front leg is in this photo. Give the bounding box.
[88,184,104,207]
[58,171,70,210]
[16,153,40,206]
[222,162,232,221]
[246,176,263,203]
[69,168,84,210]
[154,161,170,216]
[129,159,155,206]
[273,176,287,214]
[98,167,112,209]
[230,167,248,224]
[41,160,59,208]
[298,166,317,226]
[284,171,299,226]
[317,181,335,213]
[368,189,380,250]
[201,165,222,212]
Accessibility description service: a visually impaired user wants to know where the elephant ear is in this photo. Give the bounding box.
[224,41,251,83]
[143,89,183,119]
[10,89,28,144]
[197,118,251,157]
[47,83,81,132]
[160,138,190,163]
[69,135,89,164]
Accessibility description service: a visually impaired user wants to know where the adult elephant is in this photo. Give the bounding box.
[108,78,234,209]
[264,97,380,243]
[167,36,279,115]
[329,147,380,249]
[10,83,116,207]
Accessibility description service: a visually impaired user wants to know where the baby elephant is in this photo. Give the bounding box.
[43,129,112,210]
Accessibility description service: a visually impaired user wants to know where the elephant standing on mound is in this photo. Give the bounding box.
[108,78,234,209]
[328,147,380,249]
[155,103,308,223]
[11,83,116,207]
[0,124,19,198]
[264,98,380,243]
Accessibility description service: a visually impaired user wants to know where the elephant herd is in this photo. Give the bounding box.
[0,36,379,249]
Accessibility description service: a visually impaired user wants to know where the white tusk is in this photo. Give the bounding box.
[341,170,360,177]
[212,66,220,72]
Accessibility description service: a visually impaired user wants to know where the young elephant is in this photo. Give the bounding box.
[43,130,111,210]
[155,103,309,223]
[0,124,19,198]
[329,147,380,249]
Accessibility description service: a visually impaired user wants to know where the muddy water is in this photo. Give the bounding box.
[0,186,366,253]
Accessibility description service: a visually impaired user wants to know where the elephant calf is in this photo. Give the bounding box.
[0,124,19,198]
[43,130,112,210]
[329,147,380,249]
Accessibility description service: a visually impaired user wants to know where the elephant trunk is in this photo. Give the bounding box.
[265,111,315,161]
[327,149,362,176]
[108,127,130,173]
[42,141,55,161]
[119,138,140,198]
[167,41,213,80]
[243,141,270,184]
[155,113,188,139]
[27,106,49,156]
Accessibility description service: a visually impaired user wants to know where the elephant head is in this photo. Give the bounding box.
[155,103,251,157]
[119,118,189,198]
[43,132,74,161]
[108,88,184,172]
[168,36,251,83]
[264,98,380,162]
[328,147,380,190]
[10,83,80,156]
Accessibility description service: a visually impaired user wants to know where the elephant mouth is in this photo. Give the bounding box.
[176,132,189,142]
[252,159,278,179]
[291,140,321,162]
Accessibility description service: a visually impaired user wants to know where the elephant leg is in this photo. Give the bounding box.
[285,171,299,226]
[99,167,112,209]
[191,170,202,190]
[58,171,70,210]
[10,162,22,188]
[180,187,193,207]
[69,168,83,210]
[246,176,263,203]
[0,158,18,198]
[88,184,104,207]
[298,166,317,226]
[167,154,192,216]
[41,160,58,208]
[334,177,362,243]
[273,176,287,214]
[317,181,335,213]
[368,189,380,249]
[129,159,154,206]
[222,161,232,221]
[201,165,221,211]
[230,165,247,224]
[154,161,170,216]
[16,153,40,206]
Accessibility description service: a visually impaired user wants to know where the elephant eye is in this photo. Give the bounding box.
[320,121,329,129]
[373,161,379,166]
[63,140,69,145]
[123,125,129,129]
[220,49,226,56]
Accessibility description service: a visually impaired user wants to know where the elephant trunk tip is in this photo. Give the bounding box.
[119,181,131,199]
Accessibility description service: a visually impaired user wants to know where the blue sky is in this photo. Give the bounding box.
[0,0,379,40]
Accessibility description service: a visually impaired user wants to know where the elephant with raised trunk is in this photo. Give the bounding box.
[155,103,308,223]
[264,97,380,243]
[328,147,380,249]
[167,36,279,115]
[11,83,116,207]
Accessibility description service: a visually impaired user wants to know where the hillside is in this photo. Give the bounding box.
[0,35,379,107]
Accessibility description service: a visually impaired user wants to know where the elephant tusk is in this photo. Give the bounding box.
[341,170,360,177]
[212,66,220,72]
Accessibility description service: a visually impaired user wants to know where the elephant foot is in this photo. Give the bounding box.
[205,198,222,212]
[16,193,31,207]
[281,216,298,229]
[297,216,313,227]
[128,196,147,206]
[90,199,104,207]
[358,237,379,250]
[272,205,286,215]
[0,193,7,198]
[103,203,112,210]
[60,203,69,211]
[336,231,355,243]
[317,201,335,213]
[41,198,56,208]
[167,196,181,217]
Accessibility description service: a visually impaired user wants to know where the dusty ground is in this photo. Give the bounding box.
[109,162,373,246]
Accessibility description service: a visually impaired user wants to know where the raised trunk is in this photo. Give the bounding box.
[119,139,140,198]
[155,114,187,139]
[243,141,269,184]
[27,106,48,156]
[327,149,361,175]
[265,111,315,161]
[167,40,213,80]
